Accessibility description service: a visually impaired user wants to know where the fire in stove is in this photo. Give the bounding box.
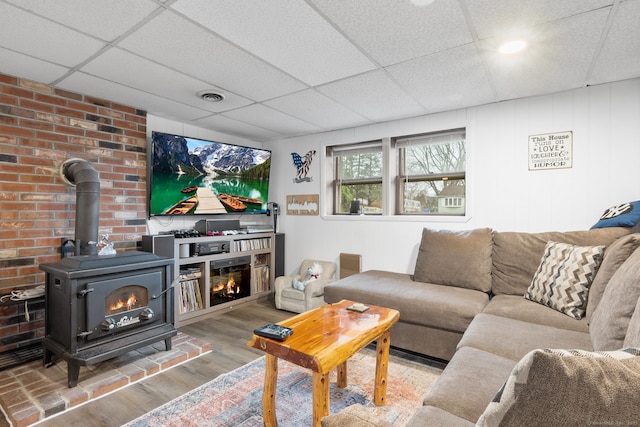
[106,285,147,315]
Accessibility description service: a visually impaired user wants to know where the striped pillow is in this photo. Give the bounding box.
[524,241,605,319]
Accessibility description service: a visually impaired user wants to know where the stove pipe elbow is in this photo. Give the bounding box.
[60,158,100,256]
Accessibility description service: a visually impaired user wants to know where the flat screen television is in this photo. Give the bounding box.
[148,131,271,216]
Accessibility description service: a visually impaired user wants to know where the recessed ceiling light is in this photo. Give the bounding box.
[197,90,226,102]
[499,40,527,54]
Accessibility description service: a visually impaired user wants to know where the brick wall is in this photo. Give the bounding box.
[0,72,148,353]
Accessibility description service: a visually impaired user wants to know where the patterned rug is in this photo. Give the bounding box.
[124,347,442,427]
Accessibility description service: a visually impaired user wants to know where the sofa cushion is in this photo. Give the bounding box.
[414,228,493,292]
[524,241,604,319]
[623,296,640,348]
[476,348,640,427]
[457,313,592,361]
[591,200,640,229]
[482,295,588,332]
[491,227,630,296]
[405,406,474,427]
[586,233,640,322]
[324,270,489,333]
[590,246,640,350]
[422,346,517,423]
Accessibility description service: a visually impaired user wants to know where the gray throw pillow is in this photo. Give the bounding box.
[586,233,640,323]
[413,228,493,292]
[476,348,640,427]
[590,246,640,351]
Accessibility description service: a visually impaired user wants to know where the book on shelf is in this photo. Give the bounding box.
[234,238,271,252]
[252,264,270,293]
[177,278,204,314]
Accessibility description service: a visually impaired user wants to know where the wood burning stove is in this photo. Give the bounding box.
[39,251,176,387]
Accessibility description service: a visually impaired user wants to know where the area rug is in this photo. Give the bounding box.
[124,347,442,427]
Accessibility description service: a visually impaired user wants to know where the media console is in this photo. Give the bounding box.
[142,232,275,327]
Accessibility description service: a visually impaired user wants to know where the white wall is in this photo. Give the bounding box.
[265,78,640,276]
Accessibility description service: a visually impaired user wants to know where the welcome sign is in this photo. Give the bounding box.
[528,131,573,170]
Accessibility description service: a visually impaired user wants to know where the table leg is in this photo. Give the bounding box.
[374,330,391,406]
[263,354,278,427]
[312,371,329,427]
[337,360,347,388]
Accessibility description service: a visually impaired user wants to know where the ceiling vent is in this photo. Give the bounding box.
[198,90,226,102]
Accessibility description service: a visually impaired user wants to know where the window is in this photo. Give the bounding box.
[395,129,466,215]
[325,128,466,217]
[328,141,383,215]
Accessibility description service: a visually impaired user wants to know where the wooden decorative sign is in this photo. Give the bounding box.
[528,131,573,170]
[286,194,319,216]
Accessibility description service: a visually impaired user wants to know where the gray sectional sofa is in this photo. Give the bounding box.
[323,226,640,426]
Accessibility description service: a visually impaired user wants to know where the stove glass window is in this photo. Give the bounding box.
[105,285,148,315]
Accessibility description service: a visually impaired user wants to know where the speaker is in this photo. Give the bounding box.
[275,233,285,277]
[194,219,240,235]
[349,200,362,214]
[141,234,175,258]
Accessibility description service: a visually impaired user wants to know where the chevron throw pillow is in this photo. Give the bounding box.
[525,241,605,319]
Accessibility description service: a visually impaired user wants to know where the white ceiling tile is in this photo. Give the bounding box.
[222,104,324,136]
[264,89,371,130]
[193,115,283,142]
[483,7,610,101]
[466,0,613,39]
[170,0,377,86]
[5,0,160,42]
[309,0,473,66]
[318,70,426,122]
[79,48,253,113]
[0,2,105,67]
[0,47,70,84]
[57,72,212,122]
[118,10,306,102]
[589,0,640,85]
[387,44,496,113]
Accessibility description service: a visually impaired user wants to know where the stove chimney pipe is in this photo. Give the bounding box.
[60,158,100,256]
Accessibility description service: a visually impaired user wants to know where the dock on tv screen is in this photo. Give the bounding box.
[149,131,271,216]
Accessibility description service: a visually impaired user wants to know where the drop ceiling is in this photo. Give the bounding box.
[1,0,638,142]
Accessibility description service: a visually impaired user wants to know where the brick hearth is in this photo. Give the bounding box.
[0,332,211,427]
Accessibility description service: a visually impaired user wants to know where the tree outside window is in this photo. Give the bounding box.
[396,129,466,215]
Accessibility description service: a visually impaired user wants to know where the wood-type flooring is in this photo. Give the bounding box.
[2,298,443,426]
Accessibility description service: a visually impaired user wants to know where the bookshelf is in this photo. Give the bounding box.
[143,232,275,327]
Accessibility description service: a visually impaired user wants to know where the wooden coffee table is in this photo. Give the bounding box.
[247,299,400,427]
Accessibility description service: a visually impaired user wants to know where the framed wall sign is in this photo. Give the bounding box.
[286,194,319,215]
[528,131,573,170]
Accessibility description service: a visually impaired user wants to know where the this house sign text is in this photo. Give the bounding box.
[528,131,573,170]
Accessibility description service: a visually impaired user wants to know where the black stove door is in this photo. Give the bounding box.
[83,269,164,341]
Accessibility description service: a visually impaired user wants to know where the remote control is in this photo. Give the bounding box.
[254,324,294,341]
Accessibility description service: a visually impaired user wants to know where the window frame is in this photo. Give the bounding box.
[328,140,384,215]
[394,129,466,216]
[322,127,469,221]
